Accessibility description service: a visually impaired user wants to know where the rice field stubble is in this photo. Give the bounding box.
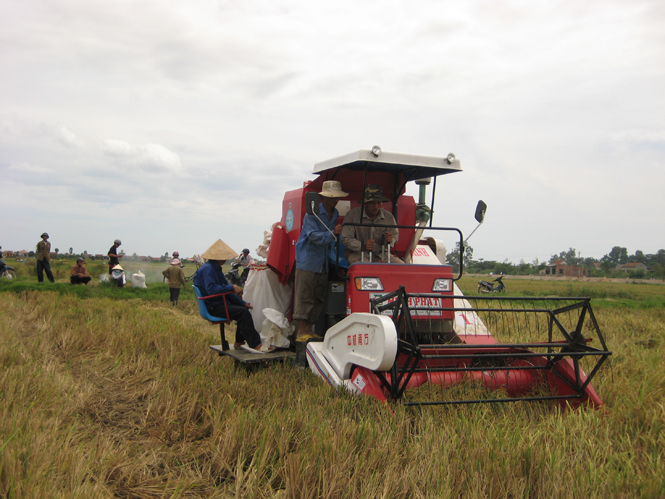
[0,279,663,498]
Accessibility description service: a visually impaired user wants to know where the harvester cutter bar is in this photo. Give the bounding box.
[403,394,583,407]
[370,288,612,407]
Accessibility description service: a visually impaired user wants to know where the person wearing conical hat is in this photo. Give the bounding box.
[341,184,404,264]
[293,180,348,341]
[193,239,273,353]
[110,264,126,287]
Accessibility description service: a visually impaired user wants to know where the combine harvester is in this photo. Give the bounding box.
[263,147,611,408]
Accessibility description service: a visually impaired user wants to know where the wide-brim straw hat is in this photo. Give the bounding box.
[363,184,389,202]
[112,264,123,271]
[320,180,349,198]
[201,239,237,261]
[170,258,181,266]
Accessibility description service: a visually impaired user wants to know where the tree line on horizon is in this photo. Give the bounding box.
[450,245,665,279]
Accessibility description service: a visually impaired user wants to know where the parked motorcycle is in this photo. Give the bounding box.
[225,261,248,286]
[0,256,17,280]
[477,275,506,293]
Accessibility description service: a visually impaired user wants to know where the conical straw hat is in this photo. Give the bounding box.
[201,239,237,261]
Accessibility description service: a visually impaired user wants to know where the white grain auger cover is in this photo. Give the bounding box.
[310,313,398,380]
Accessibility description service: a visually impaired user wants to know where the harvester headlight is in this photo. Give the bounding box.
[446,153,456,164]
[432,278,451,292]
[371,145,381,157]
[355,277,384,291]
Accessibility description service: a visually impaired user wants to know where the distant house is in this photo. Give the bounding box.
[614,262,647,273]
[139,256,150,262]
[542,260,588,277]
[2,250,16,258]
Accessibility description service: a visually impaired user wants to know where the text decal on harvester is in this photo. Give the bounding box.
[347,333,370,346]
[370,293,443,316]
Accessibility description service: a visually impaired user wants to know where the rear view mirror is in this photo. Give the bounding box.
[305,191,320,216]
[475,200,487,224]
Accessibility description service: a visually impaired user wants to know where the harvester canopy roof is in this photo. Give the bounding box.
[312,149,461,183]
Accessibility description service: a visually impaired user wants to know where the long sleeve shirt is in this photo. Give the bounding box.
[341,207,399,259]
[295,202,338,273]
[36,240,50,261]
[162,266,186,289]
[193,261,245,306]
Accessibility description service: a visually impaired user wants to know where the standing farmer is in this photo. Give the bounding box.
[36,232,54,283]
[162,258,186,306]
[293,180,348,341]
[107,239,123,274]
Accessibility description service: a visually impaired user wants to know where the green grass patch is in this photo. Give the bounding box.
[457,276,665,309]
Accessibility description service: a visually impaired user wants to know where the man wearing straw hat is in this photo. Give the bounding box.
[341,184,404,264]
[293,180,348,341]
[194,239,273,353]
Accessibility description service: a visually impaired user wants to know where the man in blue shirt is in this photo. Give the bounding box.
[194,239,272,352]
[294,180,348,341]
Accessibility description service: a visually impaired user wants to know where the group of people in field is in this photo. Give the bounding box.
[33,235,183,297]
[35,234,126,286]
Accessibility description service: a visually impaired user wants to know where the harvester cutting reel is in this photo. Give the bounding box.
[306,287,612,408]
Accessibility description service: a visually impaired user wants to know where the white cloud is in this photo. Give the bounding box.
[102,140,182,173]
[142,144,182,172]
[102,140,137,157]
[54,124,84,148]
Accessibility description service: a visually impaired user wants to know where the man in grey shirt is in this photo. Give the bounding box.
[341,184,404,264]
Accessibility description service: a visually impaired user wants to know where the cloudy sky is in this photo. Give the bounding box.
[1,0,663,263]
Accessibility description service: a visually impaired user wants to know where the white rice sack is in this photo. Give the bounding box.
[259,308,291,349]
[131,270,147,288]
[243,267,293,331]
